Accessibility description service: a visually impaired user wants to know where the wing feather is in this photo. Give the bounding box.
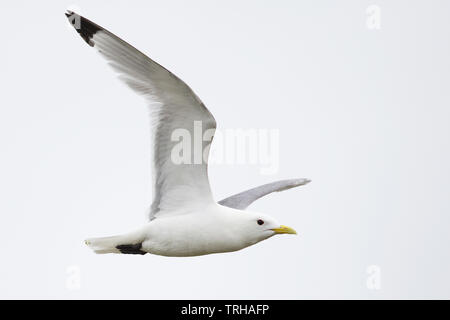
[218,179,311,210]
[66,12,216,220]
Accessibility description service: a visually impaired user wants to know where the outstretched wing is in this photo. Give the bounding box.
[218,179,310,210]
[66,12,217,220]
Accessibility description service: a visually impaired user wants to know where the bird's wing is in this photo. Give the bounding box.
[218,179,310,210]
[66,12,217,220]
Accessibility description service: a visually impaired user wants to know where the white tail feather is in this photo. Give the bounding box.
[85,229,146,254]
[85,235,123,254]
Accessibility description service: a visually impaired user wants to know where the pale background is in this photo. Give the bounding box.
[0,0,449,299]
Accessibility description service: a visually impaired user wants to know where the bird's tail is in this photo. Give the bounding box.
[85,230,146,255]
[85,235,123,254]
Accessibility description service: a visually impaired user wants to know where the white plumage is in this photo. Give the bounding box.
[66,11,309,257]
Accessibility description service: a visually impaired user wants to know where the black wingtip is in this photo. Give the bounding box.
[65,11,103,47]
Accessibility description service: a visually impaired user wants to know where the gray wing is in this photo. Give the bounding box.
[65,12,217,221]
[218,178,311,210]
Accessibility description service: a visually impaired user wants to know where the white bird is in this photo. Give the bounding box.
[65,11,310,257]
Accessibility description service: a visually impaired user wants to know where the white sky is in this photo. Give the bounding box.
[0,0,449,299]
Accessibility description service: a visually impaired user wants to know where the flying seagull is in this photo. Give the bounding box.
[65,11,310,257]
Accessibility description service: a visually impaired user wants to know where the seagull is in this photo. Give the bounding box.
[65,11,310,257]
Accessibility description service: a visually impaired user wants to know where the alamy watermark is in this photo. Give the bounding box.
[66,265,81,290]
[366,265,381,290]
[366,5,381,30]
[170,121,280,175]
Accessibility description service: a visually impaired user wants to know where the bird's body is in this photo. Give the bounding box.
[66,11,309,257]
[142,205,255,257]
[87,204,289,257]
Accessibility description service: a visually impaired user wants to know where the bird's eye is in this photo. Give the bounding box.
[257,219,264,225]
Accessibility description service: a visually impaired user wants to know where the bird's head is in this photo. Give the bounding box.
[235,211,297,245]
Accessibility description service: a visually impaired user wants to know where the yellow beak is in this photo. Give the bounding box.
[271,225,297,235]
